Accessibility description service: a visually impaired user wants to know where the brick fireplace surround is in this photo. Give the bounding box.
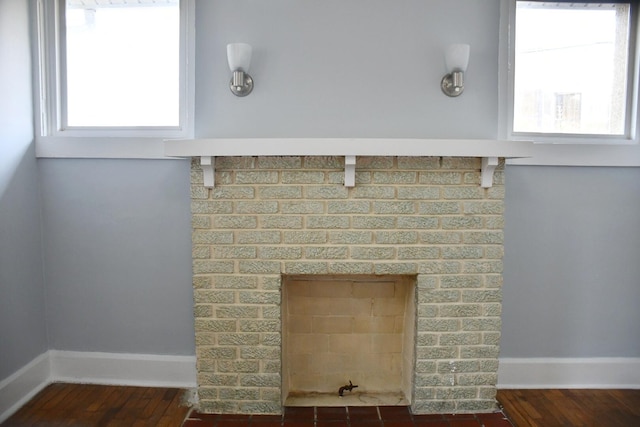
[189,155,505,415]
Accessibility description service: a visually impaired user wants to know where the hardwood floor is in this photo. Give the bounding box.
[1,383,191,427]
[497,389,640,427]
[3,384,640,427]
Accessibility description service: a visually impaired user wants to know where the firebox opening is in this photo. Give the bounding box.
[282,274,416,407]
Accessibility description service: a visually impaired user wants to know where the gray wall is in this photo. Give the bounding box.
[39,159,195,354]
[0,0,48,379]
[501,166,640,357]
[4,0,639,382]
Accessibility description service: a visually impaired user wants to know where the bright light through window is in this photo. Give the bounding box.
[513,2,631,135]
[64,0,180,127]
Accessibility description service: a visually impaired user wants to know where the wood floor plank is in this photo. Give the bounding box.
[497,389,640,427]
[1,384,190,427]
[5,384,640,427]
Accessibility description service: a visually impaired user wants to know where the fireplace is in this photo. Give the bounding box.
[282,274,416,407]
[185,148,512,415]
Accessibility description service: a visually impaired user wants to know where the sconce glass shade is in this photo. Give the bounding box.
[227,43,253,97]
[444,44,470,72]
[442,43,470,97]
[227,43,252,72]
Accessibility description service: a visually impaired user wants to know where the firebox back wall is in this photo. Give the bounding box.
[190,155,505,414]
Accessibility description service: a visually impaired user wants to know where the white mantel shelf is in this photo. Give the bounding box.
[164,138,533,188]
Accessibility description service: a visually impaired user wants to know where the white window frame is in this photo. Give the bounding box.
[500,0,640,166]
[32,0,195,159]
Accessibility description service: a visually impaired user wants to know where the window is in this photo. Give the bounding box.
[34,0,194,157]
[509,1,638,140]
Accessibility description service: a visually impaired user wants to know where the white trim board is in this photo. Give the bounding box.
[498,357,640,389]
[0,352,50,424]
[0,351,197,423]
[49,350,197,388]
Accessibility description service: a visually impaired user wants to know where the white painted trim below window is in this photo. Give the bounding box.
[505,143,640,166]
[36,137,176,159]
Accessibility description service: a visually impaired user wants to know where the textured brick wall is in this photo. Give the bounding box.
[190,155,505,414]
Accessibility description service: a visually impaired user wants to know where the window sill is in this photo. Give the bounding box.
[35,137,180,159]
[505,142,640,167]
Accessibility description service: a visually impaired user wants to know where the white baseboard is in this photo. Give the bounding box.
[0,350,197,423]
[0,352,50,423]
[498,357,640,389]
[49,350,197,388]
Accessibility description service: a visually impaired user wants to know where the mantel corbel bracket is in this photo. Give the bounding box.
[201,156,215,187]
[344,155,356,187]
[481,156,499,188]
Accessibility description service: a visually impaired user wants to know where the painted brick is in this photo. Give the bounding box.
[218,360,260,373]
[238,261,282,274]
[396,156,440,169]
[281,201,325,214]
[351,247,395,260]
[235,171,279,184]
[306,215,350,229]
[213,275,258,289]
[305,246,349,259]
[236,201,279,214]
[327,200,370,214]
[212,187,255,200]
[441,216,484,230]
[373,201,416,215]
[357,156,394,169]
[257,156,302,169]
[304,156,343,169]
[374,263,418,275]
[285,262,330,274]
[214,216,258,229]
[372,171,417,184]
[218,334,260,346]
[192,215,212,229]
[193,261,235,274]
[239,291,281,305]
[283,231,326,244]
[351,186,396,199]
[262,215,303,229]
[195,319,237,332]
[191,200,233,214]
[305,186,349,199]
[282,171,325,184]
[442,186,484,200]
[214,247,257,259]
[352,216,396,229]
[258,186,303,199]
[442,246,484,260]
[419,172,463,185]
[397,187,441,200]
[192,231,234,245]
[259,246,303,260]
[419,231,462,244]
[397,247,439,260]
[216,306,260,319]
[375,231,418,244]
[237,231,282,244]
[193,246,211,259]
[327,262,374,275]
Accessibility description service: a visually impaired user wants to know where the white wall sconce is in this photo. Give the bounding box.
[227,43,253,97]
[441,44,470,97]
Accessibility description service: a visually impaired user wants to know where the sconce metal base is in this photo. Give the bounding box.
[441,73,464,97]
[229,74,253,97]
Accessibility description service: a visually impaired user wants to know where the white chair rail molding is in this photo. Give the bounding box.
[163,138,534,188]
